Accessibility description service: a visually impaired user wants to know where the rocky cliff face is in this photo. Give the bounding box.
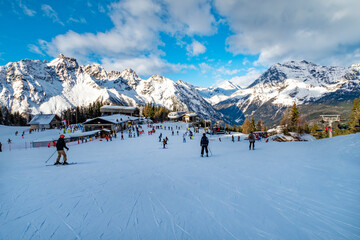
[0,54,222,121]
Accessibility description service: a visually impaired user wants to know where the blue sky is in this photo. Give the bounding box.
[1,0,360,87]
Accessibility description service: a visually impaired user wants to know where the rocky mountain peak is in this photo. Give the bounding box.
[47,54,79,69]
[120,68,140,81]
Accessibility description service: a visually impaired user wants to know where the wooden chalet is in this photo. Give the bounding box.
[28,114,62,129]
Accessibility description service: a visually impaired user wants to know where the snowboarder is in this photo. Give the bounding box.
[248,131,255,150]
[55,135,69,165]
[200,133,209,157]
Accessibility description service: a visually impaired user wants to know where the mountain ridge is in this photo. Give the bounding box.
[1,55,359,126]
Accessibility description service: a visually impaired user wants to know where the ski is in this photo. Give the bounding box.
[46,162,77,166]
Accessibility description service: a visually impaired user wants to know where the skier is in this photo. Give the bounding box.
[0,141,2,152]
[55,135,69,165]
[159,133,162,142]
[232,135,234,142]
[248,131,255,150]
[238,136,240,141]
[200,133,209,157]
[163,137,168,149]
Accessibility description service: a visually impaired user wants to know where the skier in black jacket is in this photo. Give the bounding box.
[200,133,209,157]
[55,135,69,165]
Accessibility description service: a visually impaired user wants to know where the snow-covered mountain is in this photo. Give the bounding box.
[0,54,222,120]
[1,55,359,126]
[196,80,241,105]
[213,60,360,125]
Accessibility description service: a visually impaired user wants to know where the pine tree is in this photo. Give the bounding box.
[349,97,360,132]
[250,117,256,132]
[241,118,251,134]
[281,102,301,133]
[256,119,265,131]
[289,102,300,131]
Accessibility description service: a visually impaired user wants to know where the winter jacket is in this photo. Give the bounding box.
[56,138,69,151]
[200,136,209,146]
[248,133,255,143]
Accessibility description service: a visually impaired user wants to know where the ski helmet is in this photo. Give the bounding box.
[60,134,65,138]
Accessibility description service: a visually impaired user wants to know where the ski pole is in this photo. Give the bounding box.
[45,150,57,163]
[208,147,213,156]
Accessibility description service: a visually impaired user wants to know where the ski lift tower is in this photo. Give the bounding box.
[320,115,341,138]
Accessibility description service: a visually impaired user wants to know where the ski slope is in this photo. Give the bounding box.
[0,123,360,239]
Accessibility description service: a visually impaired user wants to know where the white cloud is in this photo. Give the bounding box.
[98,4,106,13]
[28,44,45,56]
[216,66,240,75]
[68,17,86,24]
[199,63,212,74]
[19,2,36,16]
[163,0,216,36]
[41,4,64,25]
[187,40,206,56]
[225,68,262,88]
[101,55,195,76]
[39,0,216,76]
[214,0,360,66]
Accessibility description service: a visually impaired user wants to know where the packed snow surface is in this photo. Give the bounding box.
[0,123,360,239]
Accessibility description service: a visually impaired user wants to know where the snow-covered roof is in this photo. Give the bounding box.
[84,114,139,124]
[28,114,56,125]
[185,112,198,117]
[168,112,186,119]
[100,106,137,111]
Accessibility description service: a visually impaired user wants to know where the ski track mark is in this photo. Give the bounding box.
[73,199,81,209]
[21,222,31,240]
[148,195,161,227]
[125,192,141,230]
[153,193,194,240]
[5,207,42,224]
[62,219,81,240]
[91,193,103,214]
[194,196,240,240]
[49,225,60,239]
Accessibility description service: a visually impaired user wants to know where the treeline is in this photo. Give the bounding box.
[61,101,105,124]
[279,97,360,138]
[223,117,267,134]
[0,105,28,126]
[143,103,169,122]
